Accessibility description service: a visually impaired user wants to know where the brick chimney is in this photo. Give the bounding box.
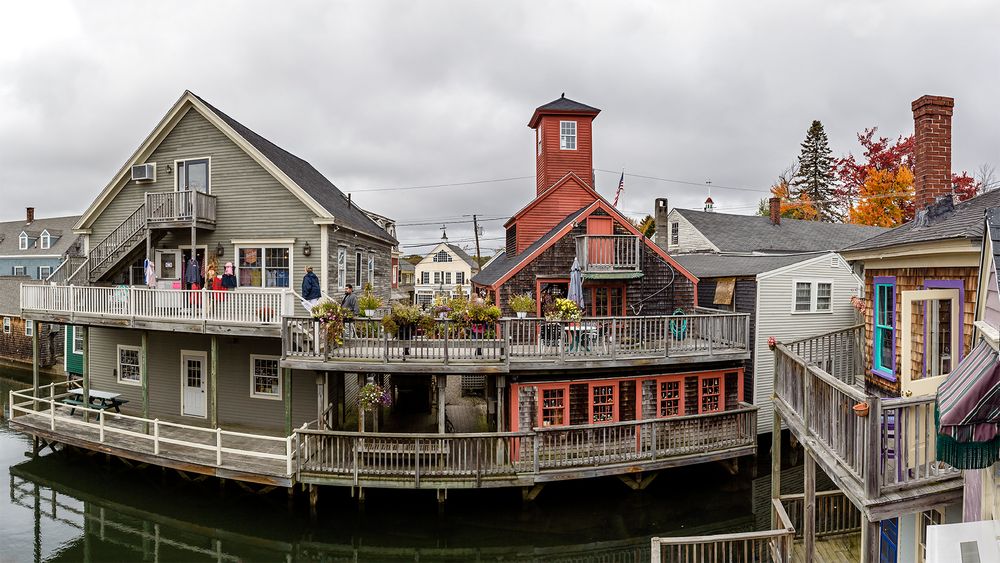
[25,207,34,224]
[912,95,954,211]
[654,198,669,250]
[769,197,781,225]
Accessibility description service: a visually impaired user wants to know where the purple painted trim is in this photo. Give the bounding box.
[872,276,897,381]
[922,279,965,378]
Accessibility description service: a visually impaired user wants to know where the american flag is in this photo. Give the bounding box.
[613,171,624,206]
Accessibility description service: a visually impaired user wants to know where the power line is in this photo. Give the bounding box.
[594,168,771,194]
[346,176,533,194]
[396,216,507,227]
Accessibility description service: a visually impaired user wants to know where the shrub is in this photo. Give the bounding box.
[357,287,384,313]
[546,298,582,322]
[381,303,434,335]
[509,293,535,314]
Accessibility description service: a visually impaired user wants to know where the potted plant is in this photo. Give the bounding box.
[462,299,502,356]
[358,284,383,317]
[509,293,535,319]
[382,304,434,354]
[767,336,777,351]
[359,382,393,411]
[310,301,351,347]
[432,295,453,320]
[853,401,870,417]
[546,298,582,323]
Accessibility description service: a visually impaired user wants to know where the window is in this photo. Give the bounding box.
[592,286,625,316]
[670,222,679,245]
[415,292,433,308]
[793,281,834,313]
[18,232,28,250]
[433,272,442,285]
[72,326,84,354]
[40,231,50,250]
[176,158,210,193]
[117,345,141,386]
[873,277,896,377]
[536,127,542,156]
[367,255,375,286]
[916,509,943,563]
[38,266,51,280]
[421,271,430,284]
[337,247,347,289]
[559,121,577,150]
[392,264,399,285]
[12,266,25,277]
[2,317,9,334]
[445,272,452,285]
[237,246,291,288]
[434,250,452,263]
[24,320,33,337]
[540,387,566,426]
[591,384,616,423]
[250,355,281,399]
[355,252,363,286]
[659,379,682,417]
[700,376,721,413]
[456,272,465,285]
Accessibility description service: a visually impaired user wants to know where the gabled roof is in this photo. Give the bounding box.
[674,252,825,278]
[843,190,1000,253]
[527,94,601,128]
[504,171,598,228]
[76,91,395,245]
[417,242,479,271]
[474,207,587,286]
[445,244,479,270]
[0,215,81,257]
[673,208,887,253]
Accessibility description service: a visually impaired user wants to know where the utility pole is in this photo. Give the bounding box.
[472,214,482,269]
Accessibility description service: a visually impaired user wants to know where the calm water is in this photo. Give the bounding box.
[0,368,785,562]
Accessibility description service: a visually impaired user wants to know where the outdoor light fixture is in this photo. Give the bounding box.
[303,241,312,257]
[216,242,224,257]
[165,164,173,173]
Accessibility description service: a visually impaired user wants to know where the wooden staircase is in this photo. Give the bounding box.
[87,204,151,283]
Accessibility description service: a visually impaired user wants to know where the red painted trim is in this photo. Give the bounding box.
[588,284,626,316]
[535,382,571,428]
[535,277,570,317]
[588,380,619,423]
[504,172,598,228]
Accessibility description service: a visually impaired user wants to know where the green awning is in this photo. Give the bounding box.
[583,272,644,280]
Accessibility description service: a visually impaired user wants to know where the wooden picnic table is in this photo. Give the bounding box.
[65,388,129,414]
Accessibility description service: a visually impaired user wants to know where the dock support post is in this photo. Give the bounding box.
[32,322,39,412]
[803,449,816,563]
[283,368,292,438]
[316,372,325,430]
[437,375,447,433]
[308,484,319,519]
[496,375,506,431]
[770,410,782,529]
[81,326,90,423]
[209,335,217,428]
[436,488,446,508]
[357,373,366,432]
[141,331,149,425]
[860,515,880,563]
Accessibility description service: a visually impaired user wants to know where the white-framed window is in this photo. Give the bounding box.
[236,246,291,288]
[537,127,543,155]
[793,280,834,313]
[355,251,363,286]
[38,266,51,280]
[117,344,141,386]
[670,222,679,245]
[456,272,465,285]
[12,266,25,276]
[40,230,51,250]
[367,255,375,286]
[337,247,347,290]
[434,250,452,263]
[560,121,577,150]
[445,272,452,285]
[2,317,9,334]
[250,355,281,399]
[24,320,33,337]
[420,271,430,284]
[415,292,433,308]
[392,264,399,285]
[72,326,84,354]
[434,271,442,284]
[18,232,29,250]
[176,158,211,193]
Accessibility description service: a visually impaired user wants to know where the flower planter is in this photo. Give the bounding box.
[853,402,870,417]
[438,312,447,320]
[516,311,527,319]
[364,309,376,318]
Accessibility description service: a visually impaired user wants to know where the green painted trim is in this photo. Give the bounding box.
[582,272,644,280]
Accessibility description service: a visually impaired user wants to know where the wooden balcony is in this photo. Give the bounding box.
[772,325,962,521]
[282,313,751,373]
[145,190,217,229]
[295,404,757,489]
[575,235,641,276]
[21,284,294,337]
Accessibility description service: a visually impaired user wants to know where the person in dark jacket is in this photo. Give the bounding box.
[341,284,359,315]
[301,266,322,311]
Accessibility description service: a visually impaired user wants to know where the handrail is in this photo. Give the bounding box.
[785,323,864,347]
[88,203,147,276]
[650,499,795,562]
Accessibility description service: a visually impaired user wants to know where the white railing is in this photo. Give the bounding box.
[21,285,292,326]
[8,381,294,475]
[575,235,641,273]
[146,191,217,225]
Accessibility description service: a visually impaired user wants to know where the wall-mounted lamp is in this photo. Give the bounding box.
[166,164,173,173]
[216,242,225,257]
[303,241,312,257]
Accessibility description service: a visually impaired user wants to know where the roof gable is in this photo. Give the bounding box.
[505,171,598,228]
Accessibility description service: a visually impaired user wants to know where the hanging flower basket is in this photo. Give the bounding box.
[359,383,393,411]
[853,402,870,417]
[768,336,777,351]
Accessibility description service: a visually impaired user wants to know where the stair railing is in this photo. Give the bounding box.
[88,203,147,279]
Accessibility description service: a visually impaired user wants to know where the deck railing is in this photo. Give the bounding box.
[21,284,292,327]
[650,499,795,562]
[295,404,757,486]
[284,313,750,366]
[773,327,960,502]
[88,204,147,279]
[780,491,862,539]
[146,191,217,225]
[575,235,641,273]
[8,381,293,475]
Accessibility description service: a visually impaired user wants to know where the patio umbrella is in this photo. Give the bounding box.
[568,258,584,309]
[936,340,1000,469]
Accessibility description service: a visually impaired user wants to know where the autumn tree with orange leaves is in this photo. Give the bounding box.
[848,166,914,227]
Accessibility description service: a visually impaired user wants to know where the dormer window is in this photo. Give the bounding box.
[18,232,28,250]
[560,121,577,150]
[40,230,50,250]
[434,250,452,263]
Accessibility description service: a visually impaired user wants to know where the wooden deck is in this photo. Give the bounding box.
[791,533,861,562]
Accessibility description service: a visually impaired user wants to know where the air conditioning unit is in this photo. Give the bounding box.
[131,163,156,182]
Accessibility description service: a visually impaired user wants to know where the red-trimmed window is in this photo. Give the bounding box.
[658,378,683,417]
[591,285,625,316]
[590,383,618,423]
[540,386,568,427]
[700,376,722,413]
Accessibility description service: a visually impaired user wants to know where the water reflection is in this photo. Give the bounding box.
[1,370,782,562]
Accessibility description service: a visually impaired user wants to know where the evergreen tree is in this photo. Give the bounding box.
[791,120,837,221]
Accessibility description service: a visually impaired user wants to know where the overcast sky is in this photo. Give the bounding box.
[2,1,998,254]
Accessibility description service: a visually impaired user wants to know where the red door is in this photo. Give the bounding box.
[587,217,614,269]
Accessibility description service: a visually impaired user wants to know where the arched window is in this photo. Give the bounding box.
[433,250,452,263]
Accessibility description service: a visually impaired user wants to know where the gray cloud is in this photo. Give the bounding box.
[1,0,997,255]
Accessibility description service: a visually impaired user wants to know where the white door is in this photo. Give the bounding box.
[900,289,962,398]
[181,351,207,418]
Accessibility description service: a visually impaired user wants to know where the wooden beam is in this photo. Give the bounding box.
[209,335,218,427]
[803,449,816,563]
[141,331,149,420]
[437,375,446,434]
[860,517,880,563]
[283,368,292,437]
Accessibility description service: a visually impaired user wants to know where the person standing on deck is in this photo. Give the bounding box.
[301,266,322,311]
[341,283,359,315]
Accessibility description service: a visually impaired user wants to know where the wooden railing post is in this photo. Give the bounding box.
[153,419,160,455]
[216,427,223,466]
[443,322,449,365]
[864,396,881,500]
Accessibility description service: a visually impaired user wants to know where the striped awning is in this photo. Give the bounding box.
[936,340,1000,469]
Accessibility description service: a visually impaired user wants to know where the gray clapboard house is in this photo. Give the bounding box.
[19,90,396,438]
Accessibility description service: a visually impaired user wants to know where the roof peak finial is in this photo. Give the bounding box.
[561,92,565,98]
